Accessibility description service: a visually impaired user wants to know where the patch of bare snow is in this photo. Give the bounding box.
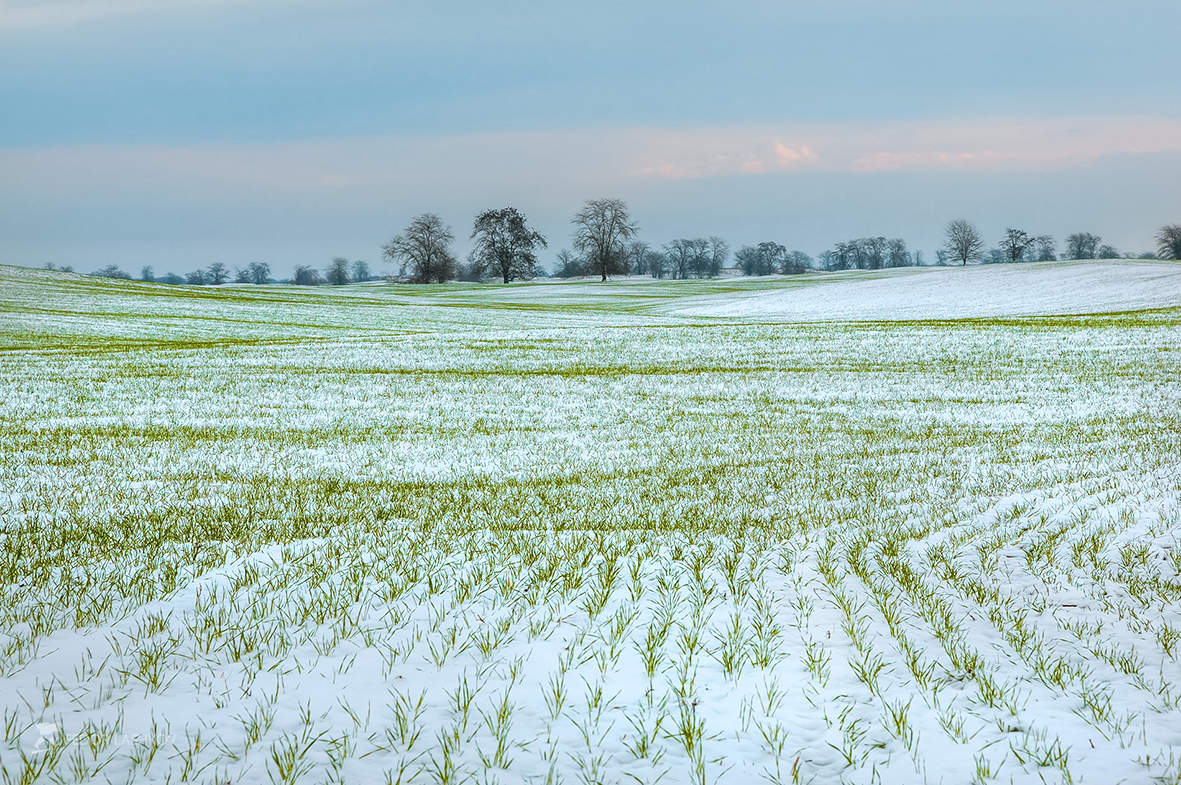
[670,260,1181,320]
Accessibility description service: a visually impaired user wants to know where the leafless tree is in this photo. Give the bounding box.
[736,242,781,276]
[944,219,984,265]
[663,239,693,279]
[384,213,457,283]
[207,262,230,285]
[553,249,586,278]
[94,265,131,279]
[1155,224,1181,260]
[469,207,547,283]
[737,241,797,275]
[645,249,667,278]
[293,265,324,285]
[572,198,638,281]
[707,236,728,277]
[350,260,370,282]
[326,257,351,285]
[886,238,910,267]
[863,236,888,269]
[626,240,650,276]
[999,228,1034,262]
[1033,235,1056,261]
[248,261,271,284]
[1065,232,1101,259]
[784,250,812,274]
[686,238,710,278]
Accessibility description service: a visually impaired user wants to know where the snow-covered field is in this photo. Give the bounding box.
[1,261,1179,785]
[671,260,1181,320]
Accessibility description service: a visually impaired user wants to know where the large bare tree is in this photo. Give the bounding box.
[469,207,547,283]
[572,198,638,281]
[1156,224,1181,260]
[944,219,984,266]
[383,214,456,283]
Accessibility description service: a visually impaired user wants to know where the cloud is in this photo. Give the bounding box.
[630,136,820,180]
[630,116,1181,179]
[773,142,818,165]
[3,116,1179,210]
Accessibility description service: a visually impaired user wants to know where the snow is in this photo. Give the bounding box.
[670,260,1181,320]
[0,262,1179,784]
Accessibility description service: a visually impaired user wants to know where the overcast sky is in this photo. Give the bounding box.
[2,0,1179,275]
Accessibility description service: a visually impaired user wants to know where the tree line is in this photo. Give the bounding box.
[78,204,1181,284]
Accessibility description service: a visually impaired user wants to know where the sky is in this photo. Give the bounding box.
[1,0,1179,276]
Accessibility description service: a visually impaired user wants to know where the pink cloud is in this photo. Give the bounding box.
[626,116,1181,179]
[3,116,1179,206]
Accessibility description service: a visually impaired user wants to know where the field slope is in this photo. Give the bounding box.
[1,261,1179,785]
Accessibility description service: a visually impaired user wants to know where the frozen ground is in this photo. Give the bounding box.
[670,260,1181,320]
[0,261,1179,785]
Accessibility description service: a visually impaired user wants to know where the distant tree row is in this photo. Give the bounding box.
[935,221,1165,265]
[84,259,376,286]
[735,243,812,275]
[818,237,912,270]
[290,259,373,286]
[79,210,1181,283]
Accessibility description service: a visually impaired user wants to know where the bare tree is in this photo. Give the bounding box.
[707,236,728,277]
[645,249,667,278]
[944,219,984,266]
[247,261,271,284]
[234,266,251,283]
[1096,244,1120,259]
[469,207,547,283]
[139,266,154,282]
[785,250,812,273]
[207,262,230,285]
[1033,235,1056,261]
[572,198,638,281]
[326,257,351,285]
[625,241,650,276]
[384,214,457,283]
[1065,232,1101,259]
[736,241,785,276]
[999,228,1034,262]
[1155,224,1181,260]
[864,236,888,269]
[350,260,370,282]
[623,241,665,278]
[553,249,586,278]
[94,265,131,279]
[293,265,324,285]
[886,238,910,267]
[687,238,712,278]
[662,239,691,279]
